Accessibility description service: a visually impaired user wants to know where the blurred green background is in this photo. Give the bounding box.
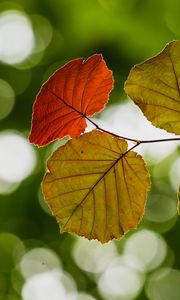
[0,0,180,299]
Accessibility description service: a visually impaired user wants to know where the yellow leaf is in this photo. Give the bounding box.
[42,130,150,243]
[125,40,180,135]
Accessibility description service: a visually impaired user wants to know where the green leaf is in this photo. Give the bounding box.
[125,40,180,135]
[42,130,150,243]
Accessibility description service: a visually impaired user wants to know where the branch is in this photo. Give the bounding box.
[139,137,180,143]
[47,89,180,145]
[86,116,138,142]
[87,117,180,144]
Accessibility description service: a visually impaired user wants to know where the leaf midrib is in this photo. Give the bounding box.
[60,144,137,231]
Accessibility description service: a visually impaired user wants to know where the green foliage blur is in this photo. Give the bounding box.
[0,0,180,299]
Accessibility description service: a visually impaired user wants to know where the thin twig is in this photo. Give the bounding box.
[48,89,180,145]
[87,117,180,144]
[139,137,180,143]
[85,116,138,142]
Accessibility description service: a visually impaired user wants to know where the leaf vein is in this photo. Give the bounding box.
[47,187,90,201]
[113,166,124,234]
[129,83,180,104]
[168,46,180,95]
[136,66,177,91]
[46,172,104,184]
[81,58,102,112]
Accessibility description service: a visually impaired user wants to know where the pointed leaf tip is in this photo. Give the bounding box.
[29,54,113,146]
[125,40,180,135]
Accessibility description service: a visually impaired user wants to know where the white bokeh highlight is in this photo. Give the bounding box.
[20,248,61,279]
[0,10,35,65]
[0,131,36,183]
[22,270,67,300]
[72,237,118,274]
[124,230,167,272]
[98,262,144,300]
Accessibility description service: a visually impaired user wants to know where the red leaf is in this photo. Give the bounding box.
[29,54,113,146]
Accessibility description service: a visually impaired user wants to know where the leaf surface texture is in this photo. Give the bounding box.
[43,130,150,243]
[125,40,180,135]
[29,54,113,146]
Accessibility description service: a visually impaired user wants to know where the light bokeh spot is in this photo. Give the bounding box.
[22,270,67,300]
[0,131,36,183]
[72,238,118,274]
[146,268,180,300]
[20,248,61,279]
[0,79,15,120]
[145,194,177,223]
[73,293,97,300]
[31,14,53,53]
[0,178,20,195]
[170,157,180,192]
[0,232,25,272]
[60,272,77,298]
[0,10,35,65]
[98,262,144,300]
[124,230,167,271]
[110,254,145,273]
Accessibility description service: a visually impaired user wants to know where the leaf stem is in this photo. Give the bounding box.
[47,89,180,145]
[86,116,139,142]
[139,137,180,143]
[87,117,180,145]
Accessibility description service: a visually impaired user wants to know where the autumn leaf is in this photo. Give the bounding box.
[42,130,150,243]
[125,40,180,135]
[29,54,113,146]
